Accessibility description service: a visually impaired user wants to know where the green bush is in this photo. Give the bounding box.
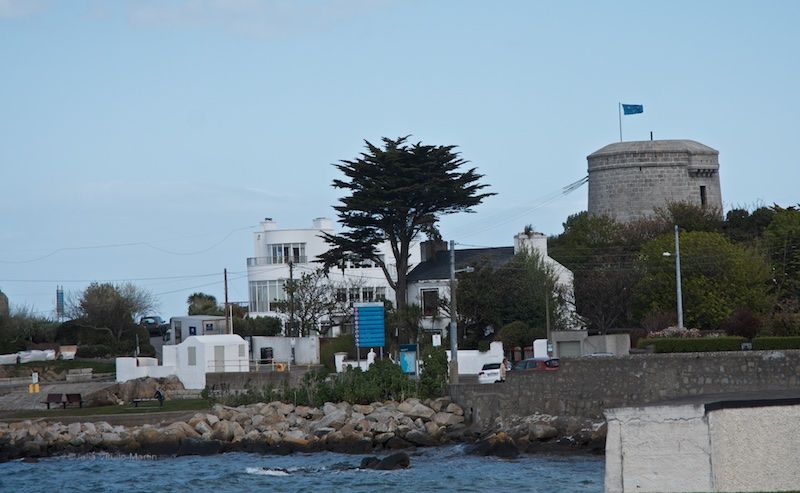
[637,337,745,353]
[76,345,111,358]
[418,346,449,399]
[477,340,491,352]
[233,316,282,337]
[752,337,800,350]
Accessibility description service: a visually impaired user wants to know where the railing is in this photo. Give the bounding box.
[247,256,308,266]
[205,359,249,373]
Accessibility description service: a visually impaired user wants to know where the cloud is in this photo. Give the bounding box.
[124,0,388,38]
[0,0,46,18]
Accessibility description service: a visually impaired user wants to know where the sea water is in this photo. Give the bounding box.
[0,446,604,492]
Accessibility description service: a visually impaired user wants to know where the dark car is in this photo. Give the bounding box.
[513,357,560,371]
[139,316,166,337]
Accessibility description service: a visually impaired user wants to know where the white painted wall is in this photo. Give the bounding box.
[249,336,320,365]
[446,341,505,375]
[605,402,800,493]
[116,335,249,389]
[335,349,377,372]
[709,405,800,492]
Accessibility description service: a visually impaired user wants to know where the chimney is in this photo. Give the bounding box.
[312,217,333,230]
[514,230,548,257]
[260,218,277,231]
[420,239,448,262]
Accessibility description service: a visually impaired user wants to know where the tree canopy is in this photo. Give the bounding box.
[70,282,157,341]
[187,292,223,316]
[319,136,494,341]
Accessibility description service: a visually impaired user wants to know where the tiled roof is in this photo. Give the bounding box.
[407,247,515,282]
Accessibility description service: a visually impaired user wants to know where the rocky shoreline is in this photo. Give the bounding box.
[0,397,606,462]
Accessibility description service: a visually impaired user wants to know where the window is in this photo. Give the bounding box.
[238,344,245,358]
[187,346,196,366]
[249,279,287,312]
[362,287,374,302]
[266,243,306,264]
[375,287,386,301]
[348,288,361,303]
[422,289,439,317]
[700,186,707,206]
[336,288,347,302]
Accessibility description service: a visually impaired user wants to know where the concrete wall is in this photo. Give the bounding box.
[709,404,800,492]
[450,350,800,426]
[249,336,320,365]
[605,402,800,493]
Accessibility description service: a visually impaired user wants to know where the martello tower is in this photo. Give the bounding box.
[587,139,722,223]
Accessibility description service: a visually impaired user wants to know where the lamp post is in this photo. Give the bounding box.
[449,240,474,385]
[662,225,684,329]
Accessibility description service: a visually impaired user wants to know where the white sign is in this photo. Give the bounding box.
[432,334,441,347]
[31,372,39,384]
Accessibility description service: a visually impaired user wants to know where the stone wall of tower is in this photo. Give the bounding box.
[587,141,722,223]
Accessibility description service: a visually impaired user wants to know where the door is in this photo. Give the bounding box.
[214,345,225,372]
[558,341,581,358]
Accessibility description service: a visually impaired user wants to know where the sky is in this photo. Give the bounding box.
[1,0,798,319]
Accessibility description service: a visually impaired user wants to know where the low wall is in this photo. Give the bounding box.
[605,399,800,493]
[450,350,800,425]
[206,366,323,392]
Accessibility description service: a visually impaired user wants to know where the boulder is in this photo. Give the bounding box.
[177,438,222,456]
[432,412,464,427]
[445,403,464,416]
[374,452,410,470]
[353,404,374,415]
[398,402,435,420]
[530,423,559,441]
[404,429,437,447]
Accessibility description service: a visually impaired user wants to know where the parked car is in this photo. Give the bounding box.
[513,357,560,371]
[478,362,503,384]
[139,316,166,337]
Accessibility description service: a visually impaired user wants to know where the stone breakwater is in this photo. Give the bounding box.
[0,397,605,461]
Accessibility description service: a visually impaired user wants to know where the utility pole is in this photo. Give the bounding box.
[288,260,296,337]
[545,288,551,356]
[449,240,459,385]
[224,268,230,334]
[674,225,684,329]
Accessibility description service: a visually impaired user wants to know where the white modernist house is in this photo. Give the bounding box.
[116,334,249,389]
[406,230,579,334]
[246,217,420,334]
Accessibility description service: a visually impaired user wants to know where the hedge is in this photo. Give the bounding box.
[76,345,111,358]
[637,337,746,353]
[752,337,800,350]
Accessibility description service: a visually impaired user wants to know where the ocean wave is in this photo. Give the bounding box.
[245,467,291,477]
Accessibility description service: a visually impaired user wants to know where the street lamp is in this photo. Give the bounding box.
[661,225,684,329]
[449,240,474,385]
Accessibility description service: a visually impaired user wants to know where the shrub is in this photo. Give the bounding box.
[418,346,449,399]
[752,337,800,350]
[646,326,703,339]
[477,340,491,352]
[637,337,745,353]
[719,309,762,339]
[76,344,111,358]
[233,316,282,337]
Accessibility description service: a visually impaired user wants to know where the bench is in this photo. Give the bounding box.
[65,393,84,408]
[131,398,163,408]
[42,393,65,409]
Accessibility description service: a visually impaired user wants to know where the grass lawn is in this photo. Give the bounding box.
[6,399,210,419]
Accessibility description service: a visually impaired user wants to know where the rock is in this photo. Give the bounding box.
[425,421,441,438]
[314,427,336,437]
[374,452,410,470]
[83,422,96,434]
[465,432,519,459]
[211,421,234,442]
[250,414,265,428]
[323,402,339,415]
[385,436,412,449]
[177,438,222,456]
[353,404,374,415]
[360,456,380,469]
[294,405,313,418]
[404,429,437,446]
[206,414,220,426]
[530,423,559,441]
[194,421,212,436]
[432,412,464,427]
[373,432,394,444]
[277,403,295,416]
[67,423,81,437]
[313,409,347,430]
[430,397,452,412]
[399,402,435,420]
[445,403,464,416]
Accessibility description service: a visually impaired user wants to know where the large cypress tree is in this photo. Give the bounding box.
[318,136,494,340]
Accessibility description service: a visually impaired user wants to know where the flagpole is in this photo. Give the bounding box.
[618,102,622,142]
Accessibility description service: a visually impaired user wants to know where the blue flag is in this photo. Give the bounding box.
[622,104,643,115]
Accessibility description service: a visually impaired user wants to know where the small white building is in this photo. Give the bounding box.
[117,334,249,390]
[164,315,228,345]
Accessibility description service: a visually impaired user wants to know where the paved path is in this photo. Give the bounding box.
[0,381,115,411]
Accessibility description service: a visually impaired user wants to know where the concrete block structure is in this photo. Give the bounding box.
[587,139,722,222]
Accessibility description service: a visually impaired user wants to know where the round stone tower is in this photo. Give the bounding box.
[587,139,722,223]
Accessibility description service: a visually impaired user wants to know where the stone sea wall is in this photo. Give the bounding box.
[452,350,800,426]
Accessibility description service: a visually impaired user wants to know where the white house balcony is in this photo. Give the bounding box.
[247,255,308,266]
